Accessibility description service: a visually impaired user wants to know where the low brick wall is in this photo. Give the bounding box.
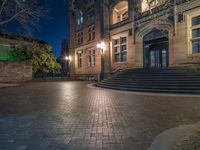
[0,61,32,83]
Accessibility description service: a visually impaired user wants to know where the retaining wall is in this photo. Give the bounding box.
[0,61,32,83]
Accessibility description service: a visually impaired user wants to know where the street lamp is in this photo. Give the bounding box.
[65,55,70,77]
[65,56,69,61]
[97,42,105,82]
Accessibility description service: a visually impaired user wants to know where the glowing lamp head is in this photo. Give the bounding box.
[65,56,69,60]
[97,42,105,49]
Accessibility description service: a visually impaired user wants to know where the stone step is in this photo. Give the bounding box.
[104,78,200,82]
[96,84,200,94]
[113,74,200,76]
[97,68,200,94]
[101,81,200,86]
[98,82,200,89]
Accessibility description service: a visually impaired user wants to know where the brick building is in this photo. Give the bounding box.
[68,0,200,80]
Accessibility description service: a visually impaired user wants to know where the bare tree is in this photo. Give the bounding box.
[0,0,47,34]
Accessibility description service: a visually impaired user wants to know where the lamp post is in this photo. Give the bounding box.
[65,56,70,77]
[97,42,105,82]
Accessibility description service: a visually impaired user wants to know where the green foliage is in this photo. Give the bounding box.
[12,46,32,61]
[12,44,61,74]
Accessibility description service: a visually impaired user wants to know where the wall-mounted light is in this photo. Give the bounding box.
[97,42,105,50]
[97,42,105,81]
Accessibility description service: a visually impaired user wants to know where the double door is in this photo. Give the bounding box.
[149,46,168,68]
[144,40,168,68]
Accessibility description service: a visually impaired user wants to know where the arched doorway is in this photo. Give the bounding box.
[143,29,169,68]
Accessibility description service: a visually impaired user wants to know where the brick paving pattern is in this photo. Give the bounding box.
[0,82,200,150]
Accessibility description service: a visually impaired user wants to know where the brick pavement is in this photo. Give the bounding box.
[0,81,200,150]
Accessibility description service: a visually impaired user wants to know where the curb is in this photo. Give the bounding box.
[149,123,200,150]
[87,83,200,98]
[0,83,19,88]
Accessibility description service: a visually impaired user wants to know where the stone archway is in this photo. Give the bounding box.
[135,21,174,68]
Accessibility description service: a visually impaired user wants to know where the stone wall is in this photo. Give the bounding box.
[0,61,32,83]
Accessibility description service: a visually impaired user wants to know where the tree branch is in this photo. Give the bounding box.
[0,9,25,25]
[0,0,7,15]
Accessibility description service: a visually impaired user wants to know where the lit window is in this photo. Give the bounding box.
[191,15,200,53]
[77,53,83,68]
[122,12,128,21]
[112,1,128,24]
[77,14,83,30]
[88,50,95,67]
[113,37,127,62]
[141,0,165,13]
[114,39,119,45]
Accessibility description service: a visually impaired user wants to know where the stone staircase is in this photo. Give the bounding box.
[95,68,200,94]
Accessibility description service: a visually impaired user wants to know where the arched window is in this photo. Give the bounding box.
[112,1,128,25]
[141,0,166,13]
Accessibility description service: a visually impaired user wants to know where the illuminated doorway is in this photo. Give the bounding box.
[143,29,169,68]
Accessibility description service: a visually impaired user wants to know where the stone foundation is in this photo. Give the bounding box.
[0,61,32,83]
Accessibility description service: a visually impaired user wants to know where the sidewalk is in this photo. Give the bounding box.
[150,123,200,150]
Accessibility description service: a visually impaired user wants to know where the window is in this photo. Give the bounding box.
[191,15,200,53]
[88,50,95,67]
[122,12,128,21]
[88,26,95,41]
[192,15,200,26]
[88,9,95,18]
[77,31,83,45]
[85,8,95,21]
[121,37,127,44]
[113,37,127,62]
[141,0,166,13]
[192,28,200,38]
[77,53,83,68]
[178,13,184,22]
[77,14,83,30]
[114,39,119,45]
[192,40,200,53]
[112,1,128,24]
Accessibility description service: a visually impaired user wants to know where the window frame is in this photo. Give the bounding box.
[77,52,83,68]
[187,13,200,54]
[77,14,83,30]
[112,1,129,25]
[113,36,128,63]
[140,0,166,13]
[88,25,95,41]
[77,31,83,45]
[88,49,96,67]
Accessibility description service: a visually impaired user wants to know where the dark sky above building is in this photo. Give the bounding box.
[36,0,69,58]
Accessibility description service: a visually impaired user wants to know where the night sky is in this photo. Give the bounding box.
[36,0,69,58]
